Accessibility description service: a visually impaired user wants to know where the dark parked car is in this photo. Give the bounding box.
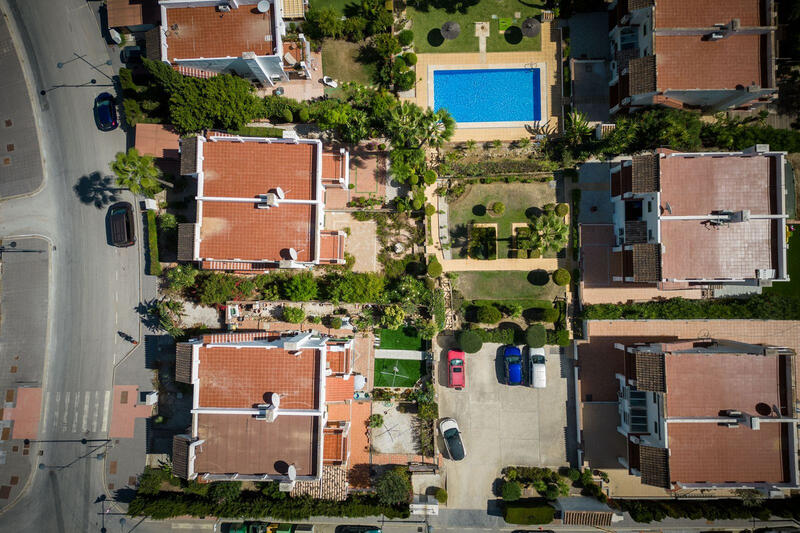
[120,45,143,64]
[503,345,523,385]
[439,417,465,461]
[94,92,118,131]
[334,527,382,533]
[108,202,135,247]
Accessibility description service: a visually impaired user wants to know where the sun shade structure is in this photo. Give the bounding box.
[521,17,541,38]
[441,21,461,40]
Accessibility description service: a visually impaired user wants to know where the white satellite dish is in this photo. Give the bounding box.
[257,0,270,12]
[288,464,297,481]
[270,392,281,408]
[288,248,298,260]
[353,374,367,391]
[274,187,285,199]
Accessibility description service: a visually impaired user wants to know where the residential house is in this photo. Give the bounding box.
[608,145,789,289]
[172,330,358,486]
[107,0,160,32]
[607,0,777,113]
[148,0,310,83]
[177,133,348,271]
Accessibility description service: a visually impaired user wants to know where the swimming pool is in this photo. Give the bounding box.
[433,68,541,123]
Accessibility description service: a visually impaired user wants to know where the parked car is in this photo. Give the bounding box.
[120,45,143,64]
[334,527,381,533]
[439,417,465,461]
[528,347,546,389]
[108,202,135,247]
[447,349,465,390]
[503,345,523,385]
[93,92,118,131]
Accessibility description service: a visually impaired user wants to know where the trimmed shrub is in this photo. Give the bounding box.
[567,468,581,482]
[547,329,570,346]
[368,414,384,428]
[425,203,436,216]
[458,330,483,353]
[501,481,522,502]
[146,211,161,276]
[427,256,443,278]
[281,108,294,123]
[282,306,306,323]
[542,307,560,323]
[376,467,412,505]
[297,108,310,122]
[404,52,418,65]
[525,324,546,348]
[504,502,555,525]
[476,305,502,324]
[398,30,414,46]
[555,203,569,216]
[491,202,505,215]
[434,487,447,504]
[329,316,343,329]
[423,169,437,184]
[552,268,571,286]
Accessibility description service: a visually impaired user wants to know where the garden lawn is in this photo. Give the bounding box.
[309,0,352,15]
[321,40,376,85]
[454,271,564,301]
[374,358,425,387]
[408,0,544,54]
[378,327,425,350]
[448,182,557,259]
[765,229,799,297]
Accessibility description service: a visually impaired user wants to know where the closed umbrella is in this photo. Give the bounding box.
[441,21,461,40]
[521,17,541,38]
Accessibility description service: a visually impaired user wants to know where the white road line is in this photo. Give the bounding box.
[115,311,118,325]
[115,271,119,280]
[100,390,111,433]
[61,392,71,432]
[72,393,81,433]
[115,291,118,302]
[81,391,90,432]
[90,391,100,432]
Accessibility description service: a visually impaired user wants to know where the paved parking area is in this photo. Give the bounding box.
[436,339,570,510]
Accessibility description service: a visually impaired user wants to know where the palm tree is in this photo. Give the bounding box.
[420,108,455,148]
[564,110,592,147]
[385,101,425,148]
[532,211,569,253]
[110,147,163,198]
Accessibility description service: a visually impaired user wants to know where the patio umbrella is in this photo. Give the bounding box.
[441,21,461,40]
[521,17,541,38]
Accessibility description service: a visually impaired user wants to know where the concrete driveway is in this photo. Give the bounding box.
[437,339,570,510]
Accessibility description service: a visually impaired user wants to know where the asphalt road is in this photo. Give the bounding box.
[0,0,147,530]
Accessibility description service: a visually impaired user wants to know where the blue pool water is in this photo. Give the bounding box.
[433,68,541,123]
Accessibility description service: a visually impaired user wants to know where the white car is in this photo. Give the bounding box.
[528,347,546,389]
[438,418,465,461]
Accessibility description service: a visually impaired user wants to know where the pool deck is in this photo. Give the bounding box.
[407,22,562,141]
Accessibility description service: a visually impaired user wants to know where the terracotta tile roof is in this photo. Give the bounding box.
[202,331,278,344]
[107,0,159,28]
[653,0,765,28]
[654,34,767,90]
[163,5,274,61]
[201,141,315,199]
[325,376,355,402]
[135,124,180,160]
[322,152,345,182]
[628,55,656,94]
[327,402,351,422]
[639,446,670,488]
[631,243,661,282]
[177,223,196,262]
[198,201,314,263]
[175,343,194,384]
[195,413,318,476]
[631,154,659,192]
[172,435,191,479]
[633,352,665,392]
[180,136,198,175]
[578,338,626,402]
[197,346,321,409]
[290,465,348,500]
[323,430,346,462]
[668,422,789,484]
[319,232,345,262]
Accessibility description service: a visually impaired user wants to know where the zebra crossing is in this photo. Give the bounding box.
[46,390,112,436]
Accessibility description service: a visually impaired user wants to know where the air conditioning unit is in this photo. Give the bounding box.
[217,5,231,12]
[258,193,279,207]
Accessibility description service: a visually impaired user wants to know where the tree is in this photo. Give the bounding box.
[165,264,199,292]
[398,29,414,46]
[563,109,592,147]
[376,467,412,505]
[502,480,522,502]
[329,316,343,329]
[476,305,502,324]
[283,273,318,301]
[423,169,437,185]
[380,304,405,329]
[208,481,241,503]
[492,202,505,215]
[420,108,455,148]
[427,256,442,277]
[110,148,162,198]
[555,203,569,216]
[167,74,261,134]
[544,484,560,501]
[531,212,569,253]
[434,488,447,504]
[368,414,384,428]
[404,52,418,65]
[197,273,238,306]
[458,330,483,353]
[526,324,546,348]
[282,306,306,323]
[552,268,571,286]
[305,6,343,38]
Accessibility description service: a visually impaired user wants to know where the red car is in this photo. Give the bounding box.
[447,350,465,390]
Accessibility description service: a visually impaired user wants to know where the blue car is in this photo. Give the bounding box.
[503,346,523,385]
[93,92,118,131]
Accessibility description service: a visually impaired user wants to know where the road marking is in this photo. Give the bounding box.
[91,391,100,432]
[171,524,213,530]
[115,311,118,325]
[81,391,90,432]
[72,393,81,433]
[115,291,118,302]
[62,392,71,432]
[100,390,111,433]
[115,271,118,281]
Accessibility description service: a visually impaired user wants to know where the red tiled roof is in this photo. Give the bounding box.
[653,0,764,28]
[319,232,344,262]
[322,152,345,182]
[197,346,321,409]
[654,34,766,90]
[325,376,355,402]
[134,124,180,160]
[164,5,274,61]
[323,430,347,463]
[107,0,159,28]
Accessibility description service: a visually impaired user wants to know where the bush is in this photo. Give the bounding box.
[546,329,570,346]
[567,468,581,482]
[146,211,161,276]
[458,330,483,353]
[329,316,343,329]
[544,484,560,501]
[297,108,310,122]
[209,481,242,503]
[552,268,571,286]
[404,52,418,65]
[504,502,555,525]
[542,307,560,323]
[425,203,436,216]
[476,305,503,324]
[165,264,199,292]
[376,467,412,505]
[525,324,546,348]
[555,203,569,216]
[492,202,505,215]
[423,169,437,184]
[398,30,414,46]
[281,108,294,123]
[427,256,442,278]
[157,212,178,231]
[283,273,318,301]
[434,487,447,504]
[197,272,237,305]
[368,414,384,428]
[282,306,306,323]
[501,481,522,502]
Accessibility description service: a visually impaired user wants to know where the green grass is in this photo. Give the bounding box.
[454,271,564,301]
[309,0,353,15]
[408,0,544,54]
[146,210,161,276]
[503,501,555,525]
[448,182,557,258]
[765,228,798,297]
[320,40,376,85]
[374,358,426,387]
[378,327,425,350]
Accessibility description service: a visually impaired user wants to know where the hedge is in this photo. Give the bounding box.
[449,158,554,177]
[546,329,569,346]
[503,501,555,525]
[472,327,515,345]
[232,126,285,138]
[457,330,483,353]
[582,294,800,320]
[146,211,161,276]
[525,324,546,347]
